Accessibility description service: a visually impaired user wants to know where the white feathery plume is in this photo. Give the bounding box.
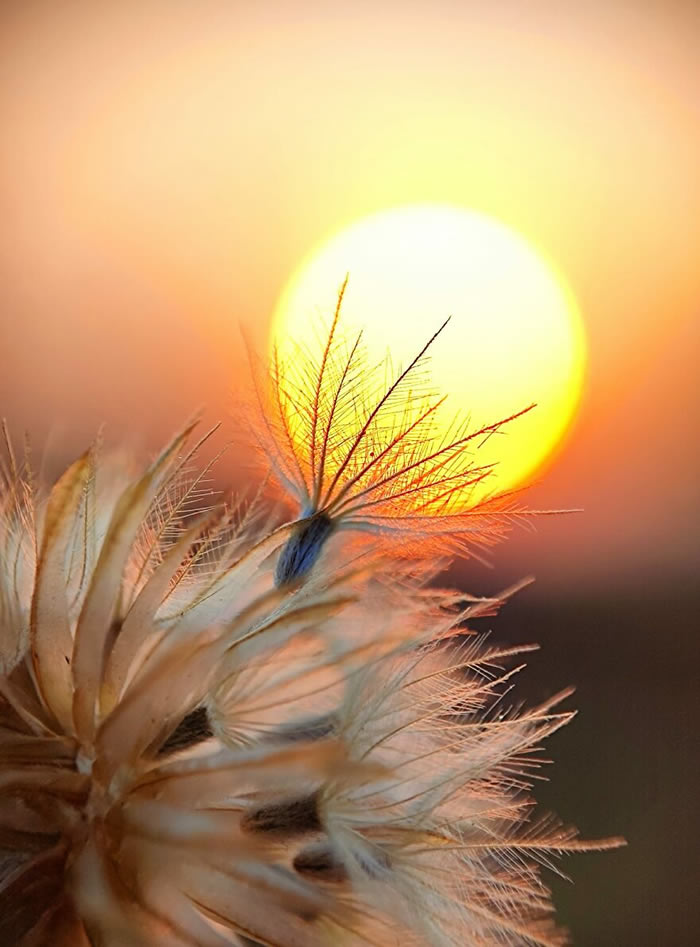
[246,281,571,586]
[1,313,622,946]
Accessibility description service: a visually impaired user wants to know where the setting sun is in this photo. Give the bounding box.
[271,205,586,498]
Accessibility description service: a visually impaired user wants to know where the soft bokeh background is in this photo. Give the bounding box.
[1,2,698,943]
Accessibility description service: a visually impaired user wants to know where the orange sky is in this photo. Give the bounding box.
[1,0,698,590]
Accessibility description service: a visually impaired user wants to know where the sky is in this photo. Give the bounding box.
[1,0,698,593]
[1,4,698,943]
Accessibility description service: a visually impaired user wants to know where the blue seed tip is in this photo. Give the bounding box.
[274,512,335,586]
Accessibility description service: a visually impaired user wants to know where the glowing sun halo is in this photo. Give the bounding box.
[271,205,586,498]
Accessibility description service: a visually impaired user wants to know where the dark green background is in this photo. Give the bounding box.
[450,566,699,947]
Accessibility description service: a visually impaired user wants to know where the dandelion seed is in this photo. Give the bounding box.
[248,281,564,587]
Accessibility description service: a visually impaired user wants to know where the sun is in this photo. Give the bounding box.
[270,204,586,499]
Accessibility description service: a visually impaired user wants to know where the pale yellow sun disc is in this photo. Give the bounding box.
[271,205,586,498]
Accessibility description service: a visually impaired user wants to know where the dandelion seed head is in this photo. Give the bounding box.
[1,323,621,945]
